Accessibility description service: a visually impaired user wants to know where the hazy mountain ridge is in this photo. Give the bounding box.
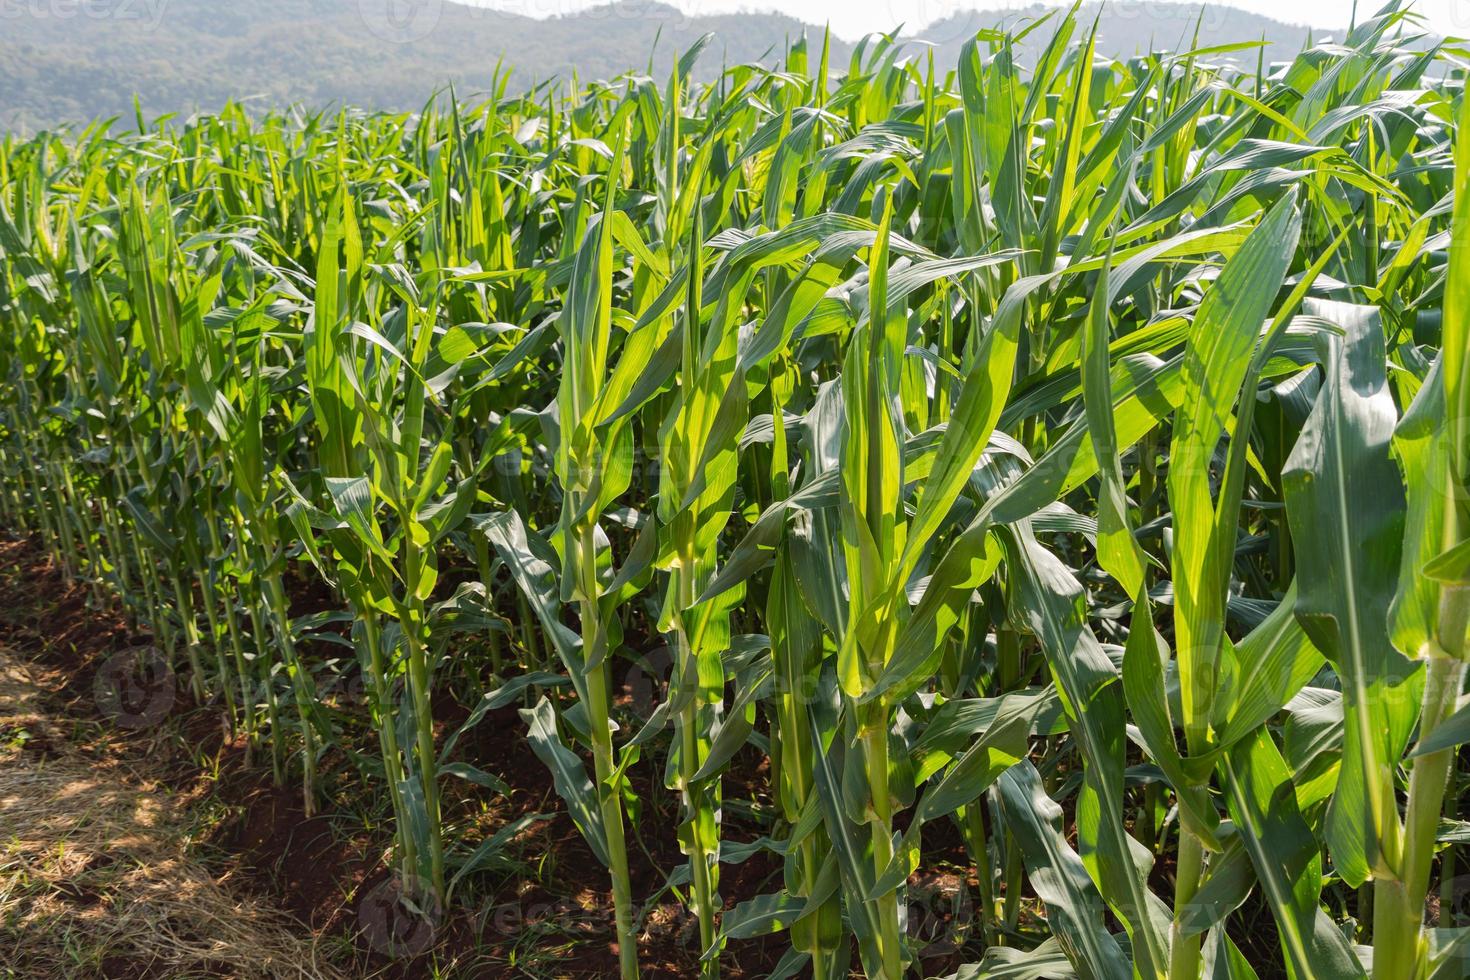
[917,2,1335,64]
[2,0,1342,131]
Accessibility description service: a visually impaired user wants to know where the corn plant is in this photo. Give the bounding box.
[1,4,1468,978]
[483,117,646,978]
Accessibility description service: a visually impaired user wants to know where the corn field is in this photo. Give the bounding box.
[2,3,1469,977]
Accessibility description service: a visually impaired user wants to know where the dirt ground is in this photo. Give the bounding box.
[0,637,342,979]
[0,534,824,979]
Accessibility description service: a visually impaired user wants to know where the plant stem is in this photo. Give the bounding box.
[1373,585,1468,980]
[579,525,639,980]
[675,554,718,976]
[362,606,417,888]
[171,567,208,702]
[401,532,445,902]
[264,569,317,817]
[862,700,904,980]
[1169,827,1206,980]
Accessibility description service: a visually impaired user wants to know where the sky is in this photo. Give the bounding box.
[463,0,1468,41]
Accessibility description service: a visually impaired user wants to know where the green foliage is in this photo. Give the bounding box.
[1,5,1467,979]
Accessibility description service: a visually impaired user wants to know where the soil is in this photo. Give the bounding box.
[0,533,811,978]
[0,538,341,980]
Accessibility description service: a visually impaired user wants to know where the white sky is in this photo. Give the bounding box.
[463,0,1469,41]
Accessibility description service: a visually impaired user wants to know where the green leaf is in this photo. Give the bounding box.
[1410,698,1470,758]
[1169,193,1301,749]
[520,697,609,867]
[1002,527,1170,980]
[1283,300,1417,885]
[1081,241,1148,597]
[446,812,551,902]
[1219,729,1366,979]
[1423,538,1470,585]
[995,762,1132,980]
[479,510,584,676]
[1123,592,1221,847]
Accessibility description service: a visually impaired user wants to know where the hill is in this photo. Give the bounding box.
[1,0,825,131]
[917,2,1331,66]
[1,0,1343,131]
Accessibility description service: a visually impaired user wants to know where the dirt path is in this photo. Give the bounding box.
[0,644,342,980]
[0,533,799,979]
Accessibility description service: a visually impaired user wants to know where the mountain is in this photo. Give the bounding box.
[917,3,1332,66]
[1,0,1341,132]
[1,0,825,131]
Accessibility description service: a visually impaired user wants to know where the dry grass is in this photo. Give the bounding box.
[0,651,342,980]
